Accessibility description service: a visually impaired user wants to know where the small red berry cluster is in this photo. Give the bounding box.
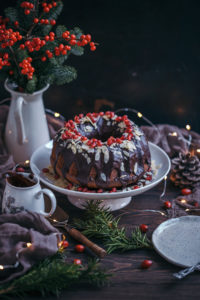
[20,1,34,15]
[20,37,46,52]
[62,31,97,51]
[0,26,22,48]
[42,1,57,13]
[19,57,34,79]
[61,112,134,148]
[0,53,10,70]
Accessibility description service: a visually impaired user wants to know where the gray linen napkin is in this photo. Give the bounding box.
[0,211,61,283]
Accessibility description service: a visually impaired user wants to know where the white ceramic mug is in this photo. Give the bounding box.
[2,173,56,216]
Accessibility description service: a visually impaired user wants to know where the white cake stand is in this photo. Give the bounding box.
[30,141,171,211]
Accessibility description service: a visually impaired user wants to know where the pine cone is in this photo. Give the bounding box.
[170,152,200,189]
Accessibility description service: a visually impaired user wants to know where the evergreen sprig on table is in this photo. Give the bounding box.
[73,201,152,254]
[0,0,97,93]
[0,252,110,298]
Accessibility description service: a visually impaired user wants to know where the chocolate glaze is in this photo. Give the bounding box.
[50,115,151,189]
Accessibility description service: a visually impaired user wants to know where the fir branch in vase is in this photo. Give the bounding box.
[73,201,152,254]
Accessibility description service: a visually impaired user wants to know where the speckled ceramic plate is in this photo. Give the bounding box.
[152,216,200,267]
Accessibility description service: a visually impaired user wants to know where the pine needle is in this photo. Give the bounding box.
[0,252,110,299]
[73,200,152,254]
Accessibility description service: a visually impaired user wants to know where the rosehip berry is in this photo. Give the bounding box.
[90,46,96,51]
[60,240,69,248]
[164,201,172,209]
[34,18,39,24]
[181,188,192,196]
[14,21,19,27]
[50,19,56,25]
[75,244,85,253]
[24,9,30,15]
[141,260,153,269]
[43,6,50,13]
[73,259,82,265]
[140,224,148,233]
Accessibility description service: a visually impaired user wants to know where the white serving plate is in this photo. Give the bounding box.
[152,216,200,267]
[30,141,170,211]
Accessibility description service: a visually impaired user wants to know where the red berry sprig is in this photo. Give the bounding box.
[42,1,57,13]
[0,27,22,48]
[20,1,34,15]
[0,53,10,70]
[19,57,34,79]
[20,37,46,52]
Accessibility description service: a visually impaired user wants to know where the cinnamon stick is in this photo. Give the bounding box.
[65,226,107,258]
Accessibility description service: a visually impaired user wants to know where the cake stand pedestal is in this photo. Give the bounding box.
[67,195,132,211]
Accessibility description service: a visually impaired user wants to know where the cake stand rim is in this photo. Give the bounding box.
[30,140,171,201]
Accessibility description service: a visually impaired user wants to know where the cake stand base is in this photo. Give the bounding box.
[67,195,132,211]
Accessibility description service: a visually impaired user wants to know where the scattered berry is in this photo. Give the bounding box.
[164,201,172,209]
[75,244,85,253]
[140,224,148,233]
[181,188,192,196]
[73,259,82,265]
[141,260,153,269]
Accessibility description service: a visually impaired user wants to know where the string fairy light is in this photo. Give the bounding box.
[186,124,191,131]
[180,199,187,204]
[54,112,60,118]
[0,242,32,272]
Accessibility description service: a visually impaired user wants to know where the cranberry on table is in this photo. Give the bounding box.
[73,259,82,265]
[60,240,69,249]
[164,201,172,209]
[75,244,85,253]
[141,260,153,269]
[140,224,148,233]
[181,188,192,196]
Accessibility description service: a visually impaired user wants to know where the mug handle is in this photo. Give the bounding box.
[40,188,57,217]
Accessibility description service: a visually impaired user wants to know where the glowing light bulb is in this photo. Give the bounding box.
[171,132,177,136]
[26,243,32,248]
[137,112,143,118]
[0,265,4,270]
[164,176,167,180]
[186,124,191,131]
[197,149,200,153]
[53,219,57,222]
[25,160,30,164]
[181,199,187,204]
[54,112,60,118]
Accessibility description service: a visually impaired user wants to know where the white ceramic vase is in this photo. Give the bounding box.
[4,80,50,163]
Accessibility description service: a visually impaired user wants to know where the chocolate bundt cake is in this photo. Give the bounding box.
[50,111,151,189]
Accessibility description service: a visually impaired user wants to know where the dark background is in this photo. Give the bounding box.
[1,0,200,132]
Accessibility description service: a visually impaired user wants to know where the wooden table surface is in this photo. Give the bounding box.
[39,181,200,300]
